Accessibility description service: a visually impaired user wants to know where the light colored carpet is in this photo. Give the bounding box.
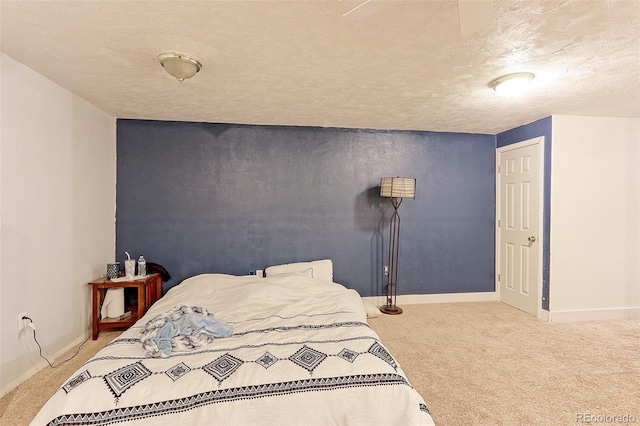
[369,302,640,425]
[1,303,638,425]
[0,331,122,426]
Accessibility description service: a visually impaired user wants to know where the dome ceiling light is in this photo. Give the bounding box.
[489,72,535,96]
[158,52,202,82]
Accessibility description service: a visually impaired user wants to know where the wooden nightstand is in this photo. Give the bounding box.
[88,273,162,340]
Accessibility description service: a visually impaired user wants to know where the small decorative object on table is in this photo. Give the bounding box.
[106,262,120,280]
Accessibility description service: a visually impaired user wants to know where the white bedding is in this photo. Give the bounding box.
[33,273,434,425]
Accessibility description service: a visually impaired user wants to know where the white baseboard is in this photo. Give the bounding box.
[548,307,640,323]
[364,291,498,306]
[0,331,90,398]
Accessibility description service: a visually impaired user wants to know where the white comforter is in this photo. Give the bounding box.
[32,273,434,425]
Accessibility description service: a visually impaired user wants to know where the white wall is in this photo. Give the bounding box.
[550,115,640,320]
[0,53,116,395]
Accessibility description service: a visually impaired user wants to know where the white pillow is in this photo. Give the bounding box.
[268,268,314,279]
[265,259,333,282]
[362,298,381,318]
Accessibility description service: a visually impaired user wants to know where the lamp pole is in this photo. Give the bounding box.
[378,176,416,315]
[381,197,403,314]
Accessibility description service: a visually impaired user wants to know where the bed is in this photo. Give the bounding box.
[32,263,434,425]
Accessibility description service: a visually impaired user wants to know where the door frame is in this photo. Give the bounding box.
[495,136,546,319]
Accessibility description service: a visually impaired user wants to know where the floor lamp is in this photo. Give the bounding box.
[379,177,416,315]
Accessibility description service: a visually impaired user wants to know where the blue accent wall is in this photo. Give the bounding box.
[116,119,496,297]
[497,116,552,310]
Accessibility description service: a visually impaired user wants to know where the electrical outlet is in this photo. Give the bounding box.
[18,311,28,332]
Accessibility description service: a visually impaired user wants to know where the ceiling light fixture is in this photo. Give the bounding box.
[158,52,202,82]
[489,72,535,96]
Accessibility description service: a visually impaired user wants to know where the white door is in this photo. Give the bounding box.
[497,137,543,316]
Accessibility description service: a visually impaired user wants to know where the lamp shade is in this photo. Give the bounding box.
[380,177,416,199]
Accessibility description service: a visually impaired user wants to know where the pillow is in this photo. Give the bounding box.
[267,268,314,279]
[265,259,333,282]
[362,298,381,318]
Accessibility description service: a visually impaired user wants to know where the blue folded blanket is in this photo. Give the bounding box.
[141,305,232,358]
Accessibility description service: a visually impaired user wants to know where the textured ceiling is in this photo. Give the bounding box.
[1,0,639,134]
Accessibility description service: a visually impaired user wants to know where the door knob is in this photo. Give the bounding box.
[528,236,537,243]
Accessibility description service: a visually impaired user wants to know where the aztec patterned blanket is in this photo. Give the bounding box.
[32,273,434,425]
